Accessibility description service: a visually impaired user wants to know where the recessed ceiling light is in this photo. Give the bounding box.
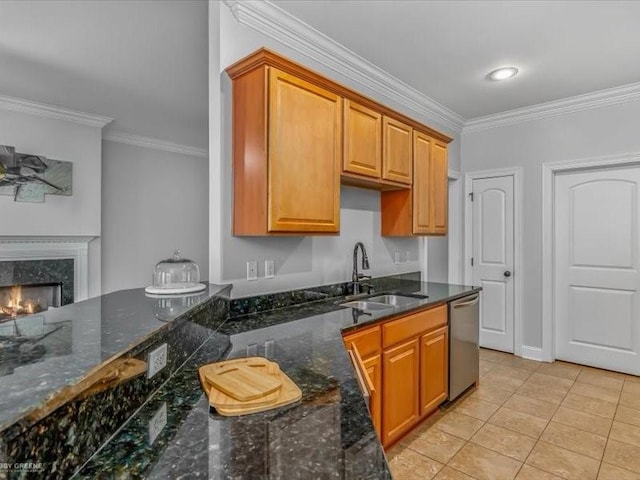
[488,67,519,81]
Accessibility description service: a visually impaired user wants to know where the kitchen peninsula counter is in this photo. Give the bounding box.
[74,279,480,479]
[0,284,231,480]
[0,284,230,432]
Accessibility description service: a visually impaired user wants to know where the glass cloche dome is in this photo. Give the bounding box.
[150,291,208,321]
[144,250,206,295]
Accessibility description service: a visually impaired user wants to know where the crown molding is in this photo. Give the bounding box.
[223,0,464,135]
[0,94,113,128]
[103,131,208,158]
[464,81,640,134]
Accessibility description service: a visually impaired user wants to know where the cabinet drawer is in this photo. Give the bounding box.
[383,305,447,348]
[343,325,381,358]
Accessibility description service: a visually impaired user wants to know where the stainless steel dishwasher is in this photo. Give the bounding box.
[449,293,480,401]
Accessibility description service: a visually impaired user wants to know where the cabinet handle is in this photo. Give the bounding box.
[453,295,479,308]
[350,343,375,394]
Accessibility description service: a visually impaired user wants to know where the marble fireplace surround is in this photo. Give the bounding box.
[0,236,94,302]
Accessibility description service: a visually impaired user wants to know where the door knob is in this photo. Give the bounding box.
[504,271,512,277]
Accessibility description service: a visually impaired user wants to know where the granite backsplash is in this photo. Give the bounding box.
[229,271,422,318]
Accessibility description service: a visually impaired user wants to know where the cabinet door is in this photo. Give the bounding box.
[382,117,413,185]
[420,326,449,417]
[363,354,382,438]
[412,131,432,234]
[343,99,382,178]
[430,140,448,235]
[382,338,419,447]
[268,68,342,233]
[342,325,381,359]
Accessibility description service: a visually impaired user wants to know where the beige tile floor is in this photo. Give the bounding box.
[386,348,640,480]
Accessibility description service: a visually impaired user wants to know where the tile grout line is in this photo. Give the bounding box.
[456,364,537,479]
[598,376,640,477]
[392,351,640,479]
[448,463,482,480]
[518,364,579,479]
[597,376,637,478]
[536,369,613,462]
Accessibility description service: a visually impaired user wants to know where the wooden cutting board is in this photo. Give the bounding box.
[199,358,282,408]
[198,357,302,416]
[213,368,302,417]
[200,357,282,401]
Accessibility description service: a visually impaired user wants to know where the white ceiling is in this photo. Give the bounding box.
[272,0,640,119]
[0,0,208,149]
[1,1,639,148]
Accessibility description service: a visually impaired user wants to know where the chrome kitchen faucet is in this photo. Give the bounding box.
[352,242,372,295]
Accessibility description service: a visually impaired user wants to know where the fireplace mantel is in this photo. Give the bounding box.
[0,236,96,301]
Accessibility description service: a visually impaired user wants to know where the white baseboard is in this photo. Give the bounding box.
[521,345,544,362]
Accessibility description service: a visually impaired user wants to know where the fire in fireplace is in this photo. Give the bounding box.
[0,283,62,322]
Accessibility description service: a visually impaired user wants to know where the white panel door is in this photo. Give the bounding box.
[472,176,514,352]
[555,166,640,375]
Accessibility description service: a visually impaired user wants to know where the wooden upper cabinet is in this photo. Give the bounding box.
[268,68,341,233]
[381,131,448,236]
[382,117,413,185]
[229,61,341,235]
[413,131,433,234]
[343,99,382,178]
[227,48,451,235]
[430,140,448,235]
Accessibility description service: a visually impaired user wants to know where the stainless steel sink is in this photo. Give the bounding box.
[367,294,427,306]
[340,293,428,311]
[340,300,393,311]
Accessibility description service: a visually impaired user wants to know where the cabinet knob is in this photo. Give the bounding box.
[504,271,512,277]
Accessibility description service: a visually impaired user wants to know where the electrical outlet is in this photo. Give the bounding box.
[246,260,258,281]
[394,251,401,264]
[148,402,167,445]
[405,251,411,262]
[148,343,168,379]
[265,260,275,279]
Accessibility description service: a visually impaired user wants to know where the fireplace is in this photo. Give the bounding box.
[0,236,93,303]
[0,257,73,315]
[0,283,62,322]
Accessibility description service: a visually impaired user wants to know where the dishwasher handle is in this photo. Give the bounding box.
[452,295,479,308]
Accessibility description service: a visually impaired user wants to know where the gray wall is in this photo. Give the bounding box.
[461,98,640,348]
[427,237,449,283]
[212,4,458,296]
[0,106,103,296]
[101,140,209,293]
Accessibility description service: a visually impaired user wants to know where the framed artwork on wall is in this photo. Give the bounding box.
[0,144,72,203]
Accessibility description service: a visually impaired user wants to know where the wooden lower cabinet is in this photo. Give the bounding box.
[382,338,420,447]
[420,326,449,417]
[342,307,449,449]
[363,354,382,437]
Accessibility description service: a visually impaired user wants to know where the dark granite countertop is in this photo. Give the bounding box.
[0,284,229,432]
[75,280,480,479]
